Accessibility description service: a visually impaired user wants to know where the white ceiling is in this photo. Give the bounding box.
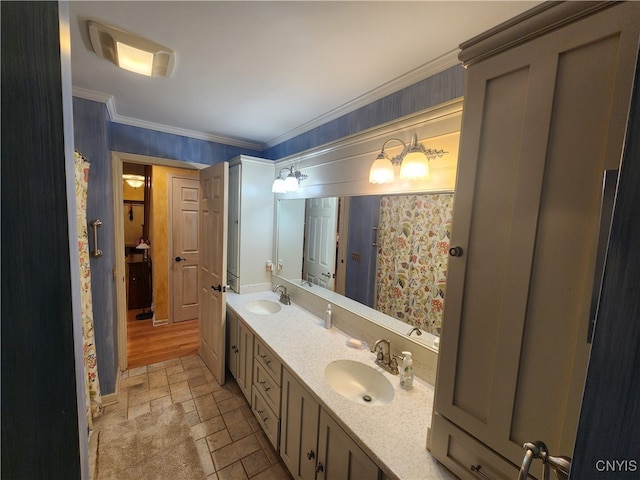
[69,1,539,150]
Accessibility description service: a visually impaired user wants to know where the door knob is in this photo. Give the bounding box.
[449,246,464,257]
[175,256,187,262]
[211,284,227,292]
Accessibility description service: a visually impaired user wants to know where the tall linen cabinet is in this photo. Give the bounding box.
[227,155,275,293]
[429,2,640,479]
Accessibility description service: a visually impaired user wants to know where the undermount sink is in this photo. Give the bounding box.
[324,359,394,406]
[244,299,282,315]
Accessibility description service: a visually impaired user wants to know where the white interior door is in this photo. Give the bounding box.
[303,197,338,289]
[172,177,200,322]
[199,162,228,384]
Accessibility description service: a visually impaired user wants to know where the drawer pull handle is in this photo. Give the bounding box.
[259,380,271,392]
[471,465,495,480]
[260,354,272,365]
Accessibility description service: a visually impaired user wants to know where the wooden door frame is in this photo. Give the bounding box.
[111,152,205,370]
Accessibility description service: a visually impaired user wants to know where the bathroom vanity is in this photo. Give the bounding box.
[226,290,456,480]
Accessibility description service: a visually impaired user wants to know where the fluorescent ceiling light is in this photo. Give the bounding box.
[116,42,154,76]
[88,21,175,77]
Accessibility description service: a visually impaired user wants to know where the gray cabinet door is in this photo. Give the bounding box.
[280,368,320,480]
[236,318,253,402]
[433,0,640,472]
[316,409,379,480]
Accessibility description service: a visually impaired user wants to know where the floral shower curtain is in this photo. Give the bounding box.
[74,151,102,428]
[376,194,454,335]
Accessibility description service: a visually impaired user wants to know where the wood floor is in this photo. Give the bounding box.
[126,308,199,368]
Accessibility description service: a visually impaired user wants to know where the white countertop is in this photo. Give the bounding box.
[226,290,457,480]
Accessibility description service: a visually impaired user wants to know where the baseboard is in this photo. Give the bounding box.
[100,369,121,406]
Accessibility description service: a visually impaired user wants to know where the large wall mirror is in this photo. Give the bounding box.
[277,192,454,337]
[272,99,463,348]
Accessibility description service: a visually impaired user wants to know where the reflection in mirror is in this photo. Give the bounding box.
[277,193,454,336]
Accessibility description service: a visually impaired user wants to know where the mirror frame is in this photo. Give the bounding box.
[272,99,463,352]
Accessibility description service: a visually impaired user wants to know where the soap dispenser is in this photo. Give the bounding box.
[400,351,414,389]
[325,303,332,329]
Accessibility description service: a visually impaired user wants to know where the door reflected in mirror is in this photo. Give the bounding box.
[277,193,454,336]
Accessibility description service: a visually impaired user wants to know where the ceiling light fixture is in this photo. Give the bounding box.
[122,174,145,189]
[272,167,308,193]
[88,21,175,77]
[369,134,447,184]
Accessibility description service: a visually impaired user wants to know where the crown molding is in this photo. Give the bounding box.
[71,86,263,151]
[263,49,461,148]
[72,50,459,153]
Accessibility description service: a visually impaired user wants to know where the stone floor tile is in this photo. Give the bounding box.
[217,396,248,415]
[127,365,148,377]
[255,431,279,465]
[169,380,193,403]
[211,434,261,471]
[251,461,292,480]
[195,393,221,422]
[241,449,271,478]
[129,385,171,406]
[195,438,216,476]
[223,408,253,441]
[150,395,173,411]
[191,415,227,441]
[185,409,202,426]
[148,369,168,389]
[127,401,150,419]
[216,460,248,480]
[205,429,233,452]
[182,398,196,413]
[190,381,221,399]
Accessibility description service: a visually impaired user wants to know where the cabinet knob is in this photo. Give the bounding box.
[449,246,464,257]
[316,463,324,474]
[307,450,315,460]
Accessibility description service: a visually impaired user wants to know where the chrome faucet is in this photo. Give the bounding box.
[370,339,399,374]
[407,327,422,337]
[273,285,291,305]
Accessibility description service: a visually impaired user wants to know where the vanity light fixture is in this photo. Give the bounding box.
[272,166,308,193]
[369,134,447,184]
[88,21,175,77]
[122,174,145,189]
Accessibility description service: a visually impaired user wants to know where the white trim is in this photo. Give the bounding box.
[274,98,464,170]
[100,369,121,406]
[112,152,203,373]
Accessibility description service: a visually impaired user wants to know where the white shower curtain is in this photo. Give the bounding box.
[74,151,102,428]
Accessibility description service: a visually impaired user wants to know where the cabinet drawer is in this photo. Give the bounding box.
[254,360,281,414]
[252,387,279,450]
[430,414,522,480]
[255,338,282,385]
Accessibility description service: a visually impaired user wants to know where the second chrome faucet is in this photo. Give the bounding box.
[273,285,291,305]
[371,339,400,375]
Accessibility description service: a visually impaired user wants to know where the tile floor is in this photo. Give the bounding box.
[89,354,293,480]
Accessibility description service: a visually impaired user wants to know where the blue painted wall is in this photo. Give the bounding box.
[110,123,261,164]
[263,65,465,159]
[345,196,381,308]
[72,63,465,394]
[73,97,118,394]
